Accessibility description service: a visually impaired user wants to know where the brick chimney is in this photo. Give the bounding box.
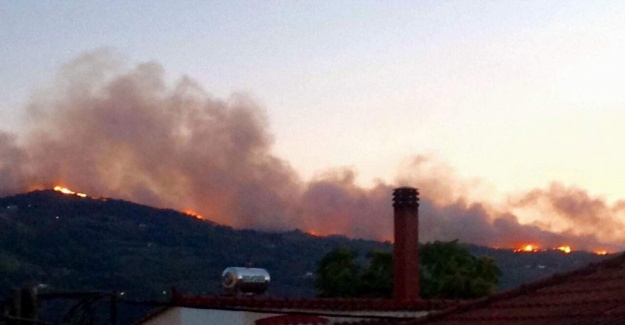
[393,187,419,301]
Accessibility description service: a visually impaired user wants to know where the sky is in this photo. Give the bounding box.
[2,1,625,250]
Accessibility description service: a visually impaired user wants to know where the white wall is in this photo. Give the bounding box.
[181,308,282,325]
[139,307,428,325]
[140,308,181,325]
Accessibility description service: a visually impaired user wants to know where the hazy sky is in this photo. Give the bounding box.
[3,1,625,205]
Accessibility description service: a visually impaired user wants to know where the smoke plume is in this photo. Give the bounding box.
[0,50,622,252]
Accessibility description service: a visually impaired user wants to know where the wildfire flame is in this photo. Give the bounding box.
[53,186,88,198]
[183,209,203,219]
[47,185,617,254]
[556,246,572,254]
[514,244,577,254]
[514,244,540,253]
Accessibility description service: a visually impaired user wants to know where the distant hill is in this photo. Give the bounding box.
[0,189,610,301]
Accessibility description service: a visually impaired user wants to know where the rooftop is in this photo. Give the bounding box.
[133,295,460,324]
[173,294,458,314]
[135,252,625,324]
[407,251,625,325]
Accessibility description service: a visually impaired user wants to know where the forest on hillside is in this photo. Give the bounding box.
[0,190,608,301]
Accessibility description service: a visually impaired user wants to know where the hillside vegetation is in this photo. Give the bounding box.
[0,190,608,300]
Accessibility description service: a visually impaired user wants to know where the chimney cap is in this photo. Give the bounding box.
[393,187,419,207]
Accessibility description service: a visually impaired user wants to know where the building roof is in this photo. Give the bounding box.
[133,295,459,324]
[133,292,459,324]
[172,294,458,313]
[137,252,625,325]
[406,251,625,325]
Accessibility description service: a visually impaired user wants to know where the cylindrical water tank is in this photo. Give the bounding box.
[221,267,270,294]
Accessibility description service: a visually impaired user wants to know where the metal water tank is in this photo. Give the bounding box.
[221,267,270,294]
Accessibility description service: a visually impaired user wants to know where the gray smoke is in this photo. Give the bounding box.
[0,50,621,252]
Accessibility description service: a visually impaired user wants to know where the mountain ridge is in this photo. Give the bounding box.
[0,189,609,300]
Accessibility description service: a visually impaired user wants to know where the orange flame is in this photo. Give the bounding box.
[54,186,73,194]
[594,250,609,255]
[513,244,579,254]
[183,209,203,219]
[514,244,541,253]
[556,246,572,254]
[53,186,88,198]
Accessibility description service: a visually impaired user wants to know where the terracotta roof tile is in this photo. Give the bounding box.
[172,294,459,312]
[407,252,625,325]
[255,315,329,325]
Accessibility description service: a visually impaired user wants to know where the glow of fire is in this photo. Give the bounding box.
[183,209,203,219]
[53,186,88,198]
[54,186,73,194]
[47,186,619,253]
[514,244,539,253]
[556,246,572,254]
[307,230,320,236]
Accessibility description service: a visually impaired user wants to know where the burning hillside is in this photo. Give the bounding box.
[0,50,623,252]
[514,244,540,253]
[54,186,88,198]
[0,188,611,299]
[512,245,579,254]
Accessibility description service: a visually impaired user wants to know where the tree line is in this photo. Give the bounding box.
[315,240,501,299]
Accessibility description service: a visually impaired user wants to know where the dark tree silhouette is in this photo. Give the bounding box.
[419,240,501,299]
[314,247,362,297]
[315,241,501,299]
[359,250,393,297]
